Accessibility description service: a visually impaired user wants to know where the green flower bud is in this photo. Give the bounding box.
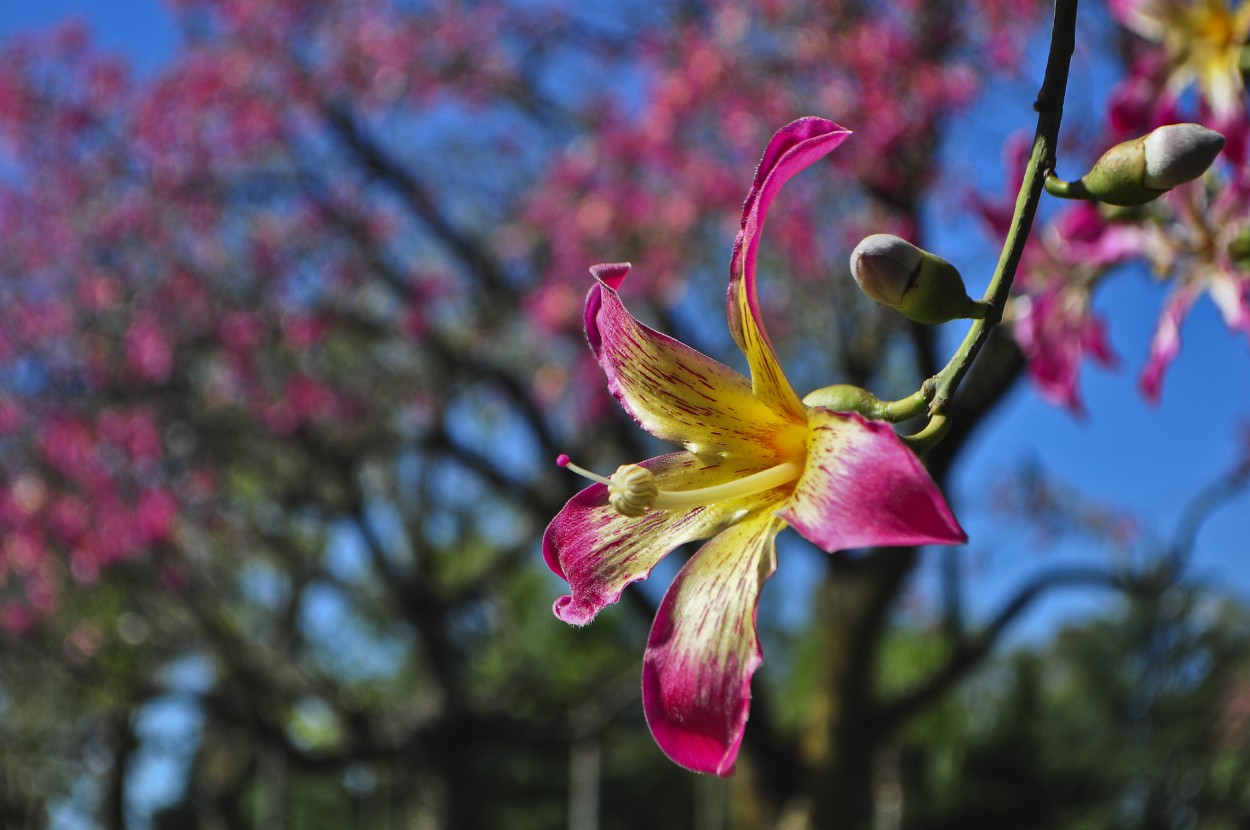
[850,234,978,325]
[1076,123,1225,206]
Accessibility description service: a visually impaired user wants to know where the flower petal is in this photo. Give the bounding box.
[778,409,966,551]
[545,452,789,626]
[1107,0,1167,40]
[1139,284,1197,404]
[728,118,851,418]
[585,265,805,459]
[641,512,784,777]
[1208,267,1250,334]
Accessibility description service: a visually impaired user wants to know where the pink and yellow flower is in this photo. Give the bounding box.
[1137,172,1250,400]
[1110,0,1250,122]
[543,118,965,776]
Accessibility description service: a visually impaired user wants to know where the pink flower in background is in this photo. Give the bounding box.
[1108,0,1250,122]
[544,119,965,776]
[1107,52,1183,137]
[0,397,23,434]
[1010,204,1145,412]
[1136,174,1250,401]
[1108,0,1250,161]
[977,142,1140,413]
[124,316,174,384]
[135,488,178,546]
[1139,285,1197,401]
[1013,285,1119,413]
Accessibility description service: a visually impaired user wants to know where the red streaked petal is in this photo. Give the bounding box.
[584,266,805,460]
[778,409,966,551]
[641,513,784,777]
[728,117,851,418]
[544,452,789,626]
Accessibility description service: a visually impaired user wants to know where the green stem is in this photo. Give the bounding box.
[966,300,991,320]
[804,384,932,422]
[879,388,932,422]
[902,413,950,455]
[1043,174,1091,200]
[922,0,1080,437]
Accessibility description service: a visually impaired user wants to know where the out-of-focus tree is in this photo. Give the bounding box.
[888,589,1250,830]
[0,0,1245,828]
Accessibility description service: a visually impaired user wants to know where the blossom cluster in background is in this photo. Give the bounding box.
[999,0,1250,411]
[0,0,1047,628]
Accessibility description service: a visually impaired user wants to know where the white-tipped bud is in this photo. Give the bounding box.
[850,234,977,325]
[1142,123,1225,190]
[1074,123,1225,206]
[851,234,924,307]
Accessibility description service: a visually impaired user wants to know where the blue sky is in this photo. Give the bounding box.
[0,0,179,72]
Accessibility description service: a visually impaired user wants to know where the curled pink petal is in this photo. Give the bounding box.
[778,409,966,551]
[728,117,850,417]
[589,261,631,291]
[642,513,783,776]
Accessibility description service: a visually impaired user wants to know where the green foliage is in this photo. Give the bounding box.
[896,592,1250,830]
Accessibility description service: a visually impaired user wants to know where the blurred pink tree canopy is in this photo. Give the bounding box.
[0,0,1247,827]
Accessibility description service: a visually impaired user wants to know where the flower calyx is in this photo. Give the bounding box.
[850,234,983,325]
[801,383,933,423]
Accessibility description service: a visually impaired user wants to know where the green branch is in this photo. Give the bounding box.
[907,0,1080,451]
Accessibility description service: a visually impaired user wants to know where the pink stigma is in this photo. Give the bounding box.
[556,454,571,467]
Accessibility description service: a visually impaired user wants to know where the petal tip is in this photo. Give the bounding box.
[641,658,748,777]
[589,262,631,290]
[553,594,594,626]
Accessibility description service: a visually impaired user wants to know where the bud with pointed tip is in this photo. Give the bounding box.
[1070,123,1225,206]
[850,234,979,324]
[1142,124,1225,189]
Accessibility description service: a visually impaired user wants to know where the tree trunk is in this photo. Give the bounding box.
[767,549,919,830]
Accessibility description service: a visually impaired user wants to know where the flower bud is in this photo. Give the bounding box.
[1142,123,1225,189]
[1078,123,1224,206]
[850,234,977,325]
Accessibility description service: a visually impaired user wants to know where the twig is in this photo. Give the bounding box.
[879,563,1137,729]
[322,102,513,296]
[1166,461,1250,575]
[926,0,1079,420]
